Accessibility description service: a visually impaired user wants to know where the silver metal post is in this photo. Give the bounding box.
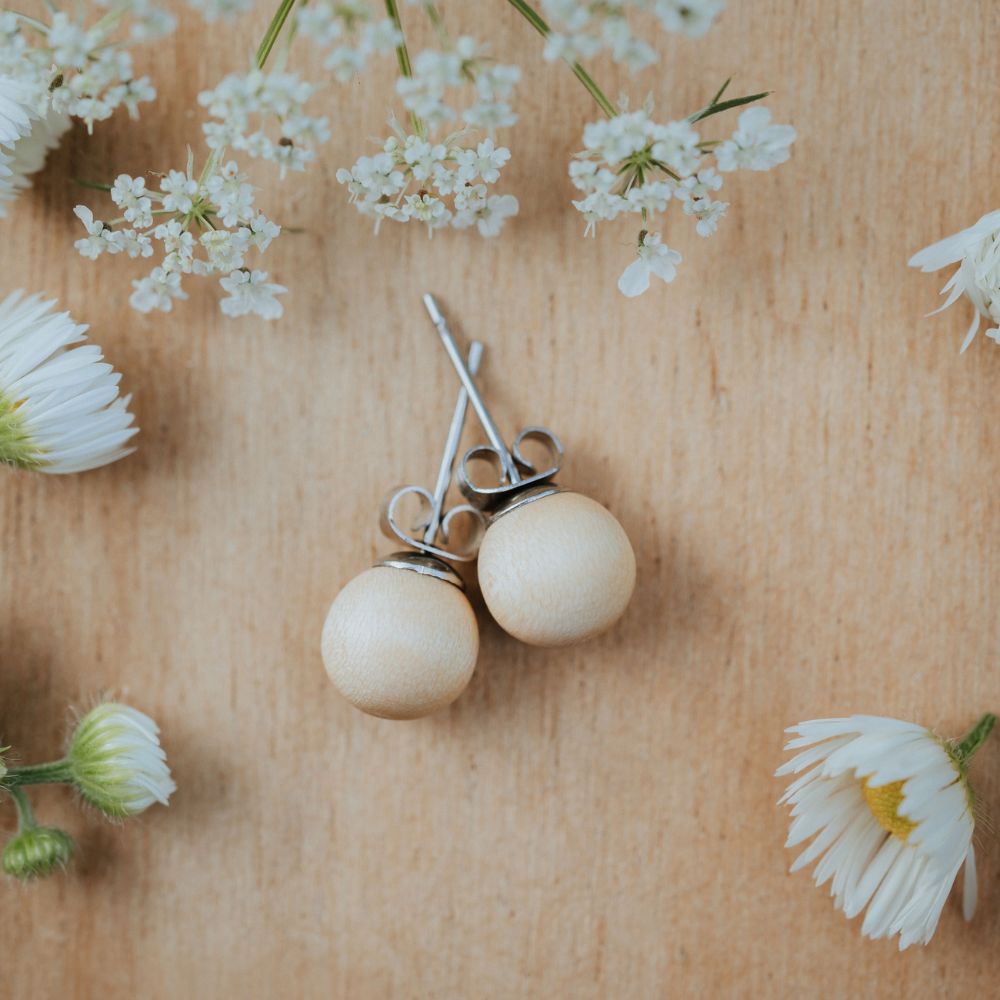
[422,293,521,485]
[424,340,482,545]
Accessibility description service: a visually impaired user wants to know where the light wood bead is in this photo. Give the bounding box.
[477,491,636,648]
[321,566,478,720]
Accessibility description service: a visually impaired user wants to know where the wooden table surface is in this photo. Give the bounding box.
[3,1,999,996]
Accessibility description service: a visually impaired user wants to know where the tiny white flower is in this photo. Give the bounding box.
[113,228,154,258]
[0,290,138,473]
[130,266,188,314]
[160,169,199,214]
[72,205,121,259]
[649,119,702,178]
[715,106,797,172]
[399,191,452,233]
[777,713,995,950]
[625,180,673,214]
[219,269,287,320]
[653,0,725,38]
[110,173,153,228]
[455,138,510,184]
[618,232,682,297]
[68,702,175,817]
[908,209,1000,351]
[237,212,280,252]
[205,161,255,226]
[683,196,728,236]
[675,166,723,202]
[402,136,447,182]
[572,190,628,236]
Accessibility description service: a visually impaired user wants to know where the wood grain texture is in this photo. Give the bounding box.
[2,1,999,996]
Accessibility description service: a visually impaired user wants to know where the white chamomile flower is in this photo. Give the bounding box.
[908,209,1000,351]
[0,290,138,473]
[68,702,175,818]
[0,106,72,218]
[618,232,682,297]
[219,269,287,320]
[716,106,797,172]
[0,74,33,145]
[777,713,996,950]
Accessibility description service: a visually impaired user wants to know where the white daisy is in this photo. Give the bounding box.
[776,713,995,950]
[68,702,175,818]
[0,74,34,146]
[0,290,138,473]
[908,210,1000,351]
[0,106,72,218]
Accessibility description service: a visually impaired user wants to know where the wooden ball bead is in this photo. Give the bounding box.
[478,491,636,647]
[321,566,478,720]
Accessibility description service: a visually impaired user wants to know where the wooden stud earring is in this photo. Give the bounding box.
[320,342,487,720]
[423,294,636,648]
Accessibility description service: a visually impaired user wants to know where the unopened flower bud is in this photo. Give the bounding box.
[3,826,74,879]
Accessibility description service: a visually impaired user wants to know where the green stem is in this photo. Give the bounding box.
[7,786,37,831]
[385,0,423,135]
[423,1,449,45]
[2,9,50,32]
[4,759,74,787]
[255,0,298,71]
[504,0,617,118]
[953,713,996,767]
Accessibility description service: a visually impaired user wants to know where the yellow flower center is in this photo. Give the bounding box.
[861,778,917,840]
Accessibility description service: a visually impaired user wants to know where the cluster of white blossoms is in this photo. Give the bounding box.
[338,132,519,238]
[295,0,403,83]
[909,209,1000,351]
[570,104,795,295]
[540,0,725,69]
[73,157,286,320]
[198,70,331,178]
[0,4,166,131]
[0,290,137,474]
[777,714,994,950]
[394,37,521,135]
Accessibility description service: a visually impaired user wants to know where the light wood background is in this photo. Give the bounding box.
[2,1,999,996]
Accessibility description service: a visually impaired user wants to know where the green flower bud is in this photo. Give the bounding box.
[68,702,175,819]
[3,826,74,880]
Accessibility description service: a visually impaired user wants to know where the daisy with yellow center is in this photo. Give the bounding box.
[776,713,994,950]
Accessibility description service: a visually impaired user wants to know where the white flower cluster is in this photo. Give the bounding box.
[0,5,167,132]
[199,70,331,178]
[73,159,286,320]
[540,0,725,70]
[338,133,518,238]
[395,37,521,135]
[570,105,795,295]
[296,0,402,82]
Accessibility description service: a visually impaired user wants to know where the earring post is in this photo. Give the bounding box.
[424,340,483,546]
[422,293,521,485]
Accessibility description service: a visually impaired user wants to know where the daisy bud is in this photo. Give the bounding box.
[2,825,74,880]
[777,712,996,950]
[0,290,138,473]
[68,703,176,819]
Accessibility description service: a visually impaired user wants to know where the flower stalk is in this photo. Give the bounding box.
[504,0,618,117]
[952,713,996,768]
[384,0,423,135]
[3,759,74,787]
[255,0,299,70]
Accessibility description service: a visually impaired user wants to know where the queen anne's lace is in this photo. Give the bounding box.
[571,104,795,295]
[74,158,285,320]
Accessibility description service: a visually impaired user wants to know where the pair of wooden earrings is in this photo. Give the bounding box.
[321,295,636,720]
